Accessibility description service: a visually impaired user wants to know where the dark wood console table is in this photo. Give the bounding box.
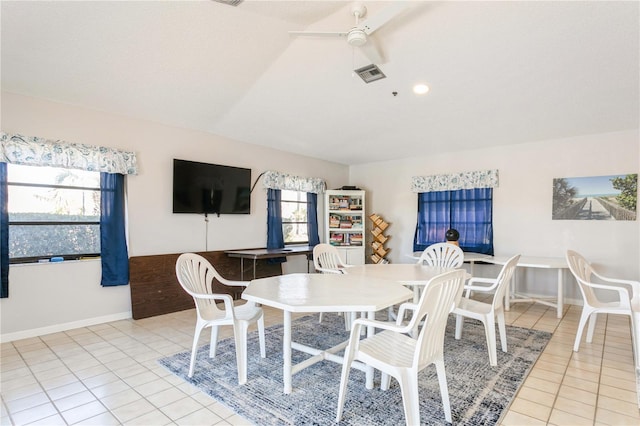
[225,245,314,279]
[129,249,284,319]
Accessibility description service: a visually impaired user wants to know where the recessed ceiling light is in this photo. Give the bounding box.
[413,84,429,95]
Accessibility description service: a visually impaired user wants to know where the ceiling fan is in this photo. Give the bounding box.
[288,2,409,65]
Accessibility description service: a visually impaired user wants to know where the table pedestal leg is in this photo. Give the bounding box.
[283,310,292,394]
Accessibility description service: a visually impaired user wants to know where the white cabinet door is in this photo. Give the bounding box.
[337,247,365,266]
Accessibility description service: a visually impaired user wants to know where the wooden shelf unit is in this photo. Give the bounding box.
[369,213,390,264]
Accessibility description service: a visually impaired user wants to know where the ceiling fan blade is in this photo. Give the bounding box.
[288,31,348,38]
[360,2,410,35]
[359,37,384,64]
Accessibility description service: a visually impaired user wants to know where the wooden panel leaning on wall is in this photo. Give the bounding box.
[129,250,283,320]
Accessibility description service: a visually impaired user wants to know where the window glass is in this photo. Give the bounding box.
[7,164,101,262]
[281,190,308,244]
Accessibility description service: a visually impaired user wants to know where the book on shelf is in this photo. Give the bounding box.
[330,233,344,245]
[349,233,363,245]
[349,198,362,210]
[329,197,343,210]
[329,195,362,211]
[339,220,352,228]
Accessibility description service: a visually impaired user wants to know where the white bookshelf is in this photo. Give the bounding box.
[324,189,365,265]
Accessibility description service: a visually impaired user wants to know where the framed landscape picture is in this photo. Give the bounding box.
[552,174,637,220]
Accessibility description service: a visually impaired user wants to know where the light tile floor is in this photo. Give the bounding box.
[1,300,639,425]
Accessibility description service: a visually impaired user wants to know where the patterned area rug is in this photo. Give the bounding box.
[159,314,551,425]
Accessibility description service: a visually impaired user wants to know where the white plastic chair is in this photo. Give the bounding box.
[412,243,465,301]
[175,253,266,384]
[313,243,351,274]
[453,254,520,366]
[336,269,466,425]
[566,250,639,367]
[416,242,465,268]
[313,243,355,329]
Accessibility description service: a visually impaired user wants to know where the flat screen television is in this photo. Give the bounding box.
[172,159,251,215]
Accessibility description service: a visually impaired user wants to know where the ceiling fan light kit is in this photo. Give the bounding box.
[347,29,367,47]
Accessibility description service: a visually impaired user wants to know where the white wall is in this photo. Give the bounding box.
[2,92,638,341]
[350,129,640,303]
[0,92,349,341]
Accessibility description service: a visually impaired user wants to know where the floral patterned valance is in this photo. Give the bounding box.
[262,170,326,194]
[0,132,138,175]
[411,169,499,193]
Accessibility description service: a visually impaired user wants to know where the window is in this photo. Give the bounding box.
[7,163,101,263]
[413,188,494,255]
[281,190,308,244]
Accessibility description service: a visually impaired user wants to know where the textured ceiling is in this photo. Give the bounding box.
[2,1,638,165]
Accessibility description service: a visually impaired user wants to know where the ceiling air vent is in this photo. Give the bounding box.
[212,0,243,6]
[354,64,386,84]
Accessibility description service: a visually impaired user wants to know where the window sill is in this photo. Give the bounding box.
[10,257,101,267]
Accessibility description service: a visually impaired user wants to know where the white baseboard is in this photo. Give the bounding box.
[1,311,132,343]
[563,296,582,307]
